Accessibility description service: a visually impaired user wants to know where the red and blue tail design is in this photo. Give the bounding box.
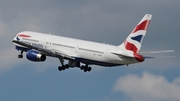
[119,14,152,53]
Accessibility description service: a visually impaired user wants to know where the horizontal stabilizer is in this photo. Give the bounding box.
[140,50,175,54]
[144,56,176,59]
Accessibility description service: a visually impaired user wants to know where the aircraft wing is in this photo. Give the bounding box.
[12,40,74,59]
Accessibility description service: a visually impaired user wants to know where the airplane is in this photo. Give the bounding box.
[12,14,174,72]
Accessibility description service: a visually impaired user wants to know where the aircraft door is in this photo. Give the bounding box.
[105,50,109,59]
[75,46,79,53]
[41,38,47,49]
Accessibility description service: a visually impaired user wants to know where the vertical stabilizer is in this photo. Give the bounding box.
[119,14,152,53]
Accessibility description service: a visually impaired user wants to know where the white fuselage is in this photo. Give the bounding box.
[13,31,139,67]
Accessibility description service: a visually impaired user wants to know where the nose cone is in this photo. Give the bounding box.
[12,35,18,42]
[13,36,17,41]
[133,53,145,62]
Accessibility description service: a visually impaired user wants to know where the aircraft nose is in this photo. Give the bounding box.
[13,36,17,41]
[13,36,16,40]
[12,34,19,42]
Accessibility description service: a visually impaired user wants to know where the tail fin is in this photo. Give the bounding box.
[119,14,152,53]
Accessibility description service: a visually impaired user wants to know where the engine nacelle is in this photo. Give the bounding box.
[26,50,46,62]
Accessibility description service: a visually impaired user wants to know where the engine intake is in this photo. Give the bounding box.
[26,50,46,62]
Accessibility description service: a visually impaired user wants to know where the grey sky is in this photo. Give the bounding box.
[0,0,179,101]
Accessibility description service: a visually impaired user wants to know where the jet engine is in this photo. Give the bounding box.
[26,50,46,62]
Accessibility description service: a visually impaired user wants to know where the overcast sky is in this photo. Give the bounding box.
[0,0,179,101]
